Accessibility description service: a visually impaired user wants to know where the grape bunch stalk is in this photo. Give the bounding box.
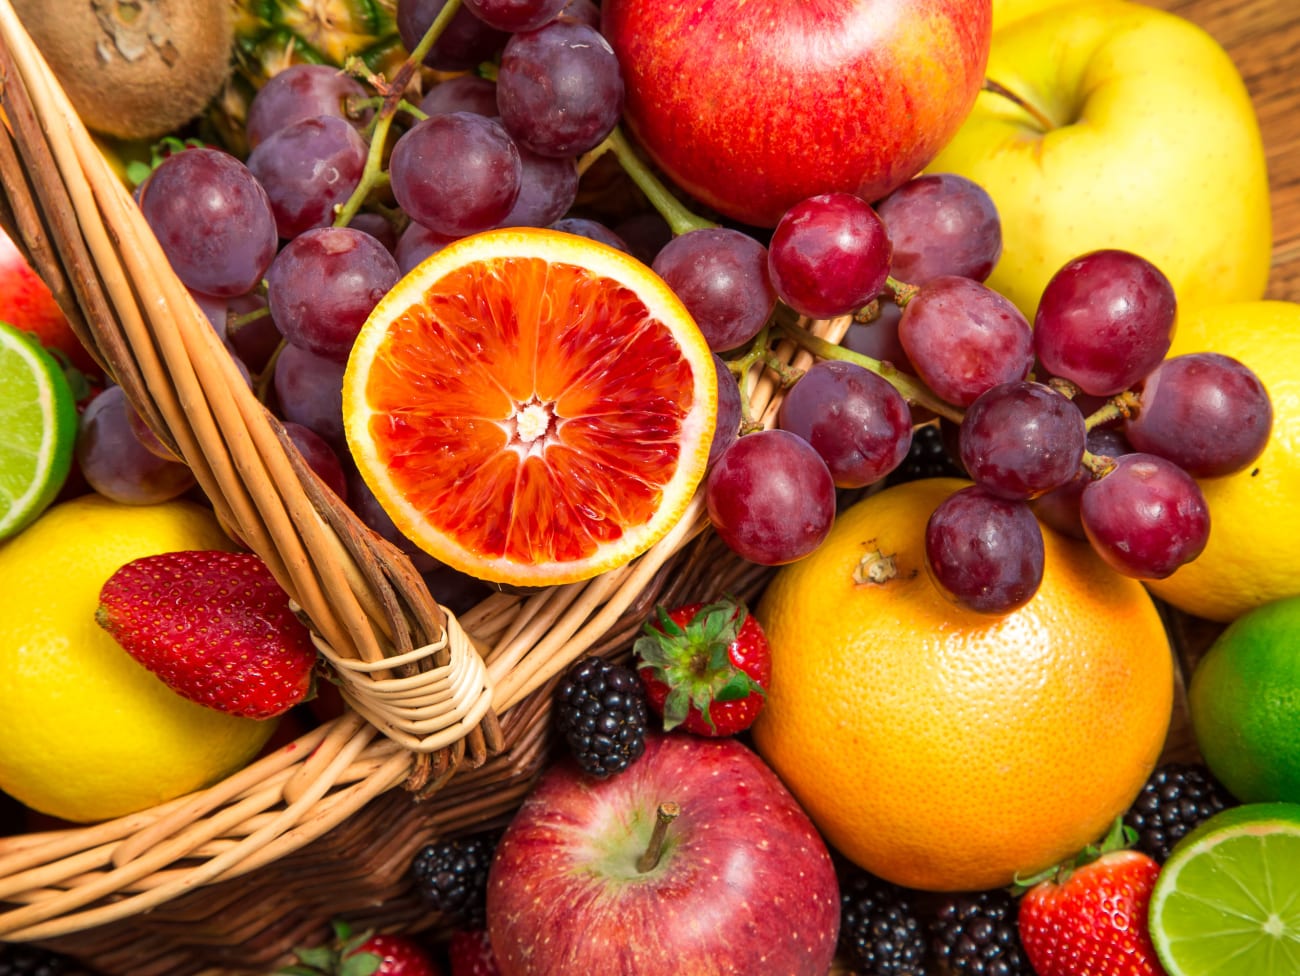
[101,0,1272,618]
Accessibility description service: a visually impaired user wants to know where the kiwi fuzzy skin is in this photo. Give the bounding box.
[13,0,236,141]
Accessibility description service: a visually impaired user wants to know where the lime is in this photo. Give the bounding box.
[1188,595,1300,804]
[1149,802,1300,975]
[0,320,79,540]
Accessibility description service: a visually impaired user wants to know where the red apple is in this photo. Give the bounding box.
[0,227,100,378]
[601,0,992,227]
[485,731,840,975]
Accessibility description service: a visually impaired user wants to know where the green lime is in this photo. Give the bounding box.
[1149,802,1300,975]
[1188,595,1300,804]
[0,321,79,541]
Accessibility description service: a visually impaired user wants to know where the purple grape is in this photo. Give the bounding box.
[840,303,915,374]
[1125,352,1272,477]
[705,429,836,565]
[767,192,892,319]
[348,211,400,253]
[874,173,1002,285]
[496,20,624,157]
[557,0,599,27]
[464,0,568,33]
[652,228,776,353]
[246,115,368,239]
[958,381,1087,499]
[395,221,459,274]
[1080,452,1210,579]
[225,291,283,375]
[282,421,348,501]
[273,342,347,448]
[550,217,629,253]
[266,227,402,363]
[245,63,370,148]
[396,0,508,72]
[419,73,500,118]
[708,353,743,469]
[897,275,1034,408]
[76,386,196,504]
[1034,249,1176,397]
[612,211,672,267]
[139,148,278,298]
[925,485,1045,615]
[1030,426,1131,540]
[389,112,522,236]
[777,360,912,488]
[496,145,579,228]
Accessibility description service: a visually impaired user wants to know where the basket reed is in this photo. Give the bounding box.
[0,3,846,970]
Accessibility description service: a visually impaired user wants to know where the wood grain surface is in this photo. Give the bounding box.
[1152,0,1300,298]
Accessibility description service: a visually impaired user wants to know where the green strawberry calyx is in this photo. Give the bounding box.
[1011,816,1138,893]
[277,919,382,976]
[633,597,766,732]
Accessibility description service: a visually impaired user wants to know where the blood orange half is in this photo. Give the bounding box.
[343,227,717,587]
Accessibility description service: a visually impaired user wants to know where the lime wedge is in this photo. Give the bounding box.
[1149,802,1300,975]
[0,321,79,541]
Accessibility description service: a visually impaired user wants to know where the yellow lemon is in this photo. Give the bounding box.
[1144,300,1300,623]
[0,495,277,822]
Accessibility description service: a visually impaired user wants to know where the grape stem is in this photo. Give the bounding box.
[726,324,774,432]
[583,126,717,237]
[333,0,464,228]
[774,318,964,424]
[1083,390,1142,431]
[885,276,920,307]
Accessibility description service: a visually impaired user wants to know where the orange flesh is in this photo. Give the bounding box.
[362,256,697,566]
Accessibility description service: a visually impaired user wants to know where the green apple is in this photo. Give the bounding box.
[927,0,1271,320]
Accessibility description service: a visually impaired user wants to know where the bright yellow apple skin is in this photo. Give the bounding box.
[992,0,1075,31]
[928,0,1271,320]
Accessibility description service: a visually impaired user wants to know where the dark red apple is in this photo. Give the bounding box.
[601,0,992,227]
[485,731,840,975]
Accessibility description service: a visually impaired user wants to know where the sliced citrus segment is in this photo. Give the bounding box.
[0,321,79,541]
[1149,802,1300,975]
[344,227,717,587]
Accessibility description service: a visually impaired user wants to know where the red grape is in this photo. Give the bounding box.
[76,386,196,504]
[246,115,368,239]
[245,63,370,148]
[958,381,1086,499]
[652,227,776,352]
[874,172,1002,284]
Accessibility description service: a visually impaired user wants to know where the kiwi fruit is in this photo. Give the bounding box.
[12,0,235,141]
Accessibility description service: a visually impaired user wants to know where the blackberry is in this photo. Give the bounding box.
[1123,761,1236,863]
[838,870,927,975]
[929,889,1029,976]
[888,421,965,485]
[410,830,500,928]
[0,944,94,976]
[554,655,649,778]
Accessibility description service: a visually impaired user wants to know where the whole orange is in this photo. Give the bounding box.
[751,478,1173,892]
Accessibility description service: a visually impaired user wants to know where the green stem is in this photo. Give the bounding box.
[885,276,919,307]
[597,126,716,236]
[1083,390,1142,431]
[774,319,963,424]
[726,324,775,431]
[333,0,463,228]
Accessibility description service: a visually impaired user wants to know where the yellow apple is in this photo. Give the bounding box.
[927,0,1271,320]
[992,0,1076,31]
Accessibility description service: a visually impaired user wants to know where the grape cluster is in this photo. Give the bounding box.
[92,0,1271,620]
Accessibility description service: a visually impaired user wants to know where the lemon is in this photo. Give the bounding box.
[1144,300,1300,622]
[0,495,277,823]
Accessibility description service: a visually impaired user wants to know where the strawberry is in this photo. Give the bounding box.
[632,596,770,736]
[447,929,501,976]
[281,921,443,976]
[1016,819,1167,976]
[96,549,317,719]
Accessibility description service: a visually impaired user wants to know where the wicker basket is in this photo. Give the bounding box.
[0,3,841,972]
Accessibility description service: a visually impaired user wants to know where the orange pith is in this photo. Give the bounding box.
[344,228,716,587]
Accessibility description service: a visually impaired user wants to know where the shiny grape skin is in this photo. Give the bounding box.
[874,173,1002,285]
[496,20,625,158]
[1034,249,1176,397]
[246,63,370,148]
[897,275,1035,408]
[705,429,837,566]
[389,112,522,236]
[273,342,347,449]
[246,115,368,239]
[652,228,776,353]
[958,381,1087,500]
[1080,452,1210,579]
[1125,352,1273,477]
[708,353,743,469]
[396,0,508,72]
[265,227,402,363]
[924,485,1045,615]
[1031,426,1131,540]
[138,148,279,298]
[777,360,913,488]
[464,0,568,32]
[767,192,893,320]
[76,386,197,504]
[496,145,579,228]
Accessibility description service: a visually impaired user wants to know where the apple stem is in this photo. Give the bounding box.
[636,801,681,873]
[587,127,718,237]
[982,78,1056,133]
